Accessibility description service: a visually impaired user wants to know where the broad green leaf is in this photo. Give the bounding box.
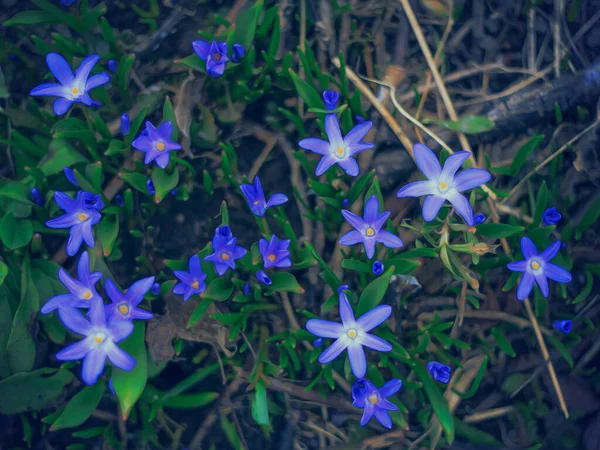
[38,145,88,176]
[203,278,234,302]
[251,379,269,426]
[151,166,179,204]
[501,373,528,393]
[0,261,7,287]
[177,54,206,73]
[188,297,213,328]
[0,213,33,249]
[4,10,62,26]
[0,182,36,206]
[386,258,420,274]
[0,368,73,414]
[356,265,393,316]
[231,0,264,50]
[112,322,147,419]
[51,382,105,430]
[348,170,375,203]
[96,216,119,257]
[476,223,523,239]
[511,135,544,173]
[265,272,304,294]
[120,172,149,194]
[342,259,372,274]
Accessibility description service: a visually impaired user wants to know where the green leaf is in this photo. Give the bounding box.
[112,322,147,419]
[231,0,264,50]
[576,196,600,239]
[177,54,206,73]
[0,261,7,287]
[288,69,325,110]
[0,368,73,414]
[413,361,454,444]
[51,382,105,431]
[386,258,420,274]
[347,170,375,203]
[265,272,304,294]
[342,259,372,274]
[424,115,495,134]
[532,181,549,227]
[547,335,574,368]
[0,182,36,206]
[501,373,528,393]
[511,135,544,173]
[163,392,219,409]
[120,172,149,194]
[476,223,524,239]
[356,265,393,316]
[4,10,61,26]
[162,96,179,141]
[203,278,234,302]
[151,166,179,204]
[96,216,119,257]
[117,53,135,92]
[490,327,516,357]
[454,356,488,399]
[0,213,33,249]
[572,271,593,304]
[39,145,88,176]
[252,379,269,426]
[188,297,213,328]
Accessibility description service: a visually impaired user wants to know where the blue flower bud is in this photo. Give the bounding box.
[314,338,323,348]
[63,167,79,187]
[9,54,18,62]
[355,115,365,123]
[372,260,385,275]
[427,361,451,384]
[232,44,245,63]
[151,282,161,296]
[108,378,116,395]
[552,319,572,334]
[147,179,155,195]
[30,187,41,200]
[542,206,561,226]
[170,188,178,196]
[115,195,124,207]
[337,284,349,294]
[217,225,233,239]
[257,269,272,285]
[120,113,131,136]
[322,90,339,110]
[473,213,486,225]
[342,198,349,207]
[108,60,117,73]
[243,283,252,296]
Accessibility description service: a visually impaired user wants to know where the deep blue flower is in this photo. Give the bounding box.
[240,177,288,217]
[372,260,385,275]
[337,284,349,294]
[323,90,339,110]
[231,44,245,63]
[243,283,252,296]
[151,282,161,296]
[41,251,102,320]
[46,191,102,256]
[473,213,486,225]
[342,198,349,207]
[170,188,178,196]
[427,361,451,383]
[132,121,181,169]
[340,195,403,259]
[120,113,130,136]
[355,115,365,124]
[30,188,43,206]
[306,290,392,378]
[552,319,572,334]
[259,235,292,269]
[56,301,135,385]
[299,114,374,176]
[60,0,77,5]
[507,237,572,301]
[30,53,109,115]
[396,144,492,226]
[257,269,272,285]
[314,338,323,348]
[542,207,561,226]
[82,192,104,211]
[204,226,247,276]
[173,255,207,301]
[115,195,124,207]
[192,40,229,78]
[105,277,155,322]
[146,179,155,195]
[108,60,117,73]
[352,378,402,429]
[64,167,79,187]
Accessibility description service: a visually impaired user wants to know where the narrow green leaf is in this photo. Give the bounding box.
[96,216,119,257]
[252,379,270,425]
[424,115,495,134]
[288,69,325,110]
[356,265,393,316]
[547,335,574,368]
[511,135,544,173]
[163,392,219,409]
[533,181,549,227]
[162,96,179,141]
[51,382,105,430]
[117,53,135,92]
[188,298,213,328]
[231,0,263,49]
[490,327,516,357]
[120,172,149,194]
[265,272,304,295]
[476,223,524,239]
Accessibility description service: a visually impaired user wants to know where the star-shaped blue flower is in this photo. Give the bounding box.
[173,254,207,301]
[507,237,572,301]
[46,191,102,256]
[259,235,292,269]
[396,143,492,226]
[352,378,402,429]
[298,114,374,176]
[104,276,155,321]
[240,177,288,217]
[192,40,229,78]
[132,121,181,169]
[30,53,109,115]
[204,226,247,276]
[339,195,403,259]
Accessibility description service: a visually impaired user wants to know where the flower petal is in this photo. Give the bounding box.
[155,152,170,169]
[520,237,538,259]
[81,221,95,248]
[534,272,549,297]
[344,121,372,145]
[66,226,84,256]
[158,121,173,139]
[441,151,470,180]
[339,292,356,327]
[453,168,491,192]
[413,143,442,180]
[85,73,110,91]
[544,263,572,283]
[206,60,226,77]
[108,318,134,342]
[126,277,155,305]
[46,53,74,85]
[46,213,79,229]
[266,193,288,208]
[58,306,92,335]
[361,333,392,352]
[53,98,73,115]
[339,230,364,246]
[318,338,348,364]
[363,196,379,224]
[422,195,445,222]
[192,40,211,60]
[337,157,360,176]
[189,254,201,275]
[540,241,561,262]
[376,230,403,249]
[315,155,337,176]
[517,271,534,301]
[41,294,74,314]
[357,305,392,331]
[372,211,391,231]
[396,180,435,198]
[324,114,343,145]
[306,319,344,338]
[348,344,367,378]
[341,209,365,230]
[378,398,399,411]
[81,347,107,385]
[373,408,392,429]
[360,402,375,426]
[347,142,374,156]
[298,137,330,155]
[379,379,403,397]
[363,238,376,259]
[56,339,92,361]
[105,342,136,371]
[30,82,67,97]
[446,191,474,225]
[74,54,100,82]
[507,260,527,272]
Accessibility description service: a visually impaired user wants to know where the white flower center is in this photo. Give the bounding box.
[529,258,543,272]
[93,332,107,344]
[333,145,347,159]
[78,212,89,222]
[81,290,92,300]
[368,394,378,404]
[347,328,358,339]
[438,181,450,193]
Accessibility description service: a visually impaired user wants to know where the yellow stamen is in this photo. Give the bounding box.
[156,142,165,151]
[335,147,344,156]
[366,227,375,236]
[191,281,199,289]
[347,329,357,339]
[71,87,79,95]
[368,394,378,404]
[213,53,222,61]
[253,200,260,205]
[221,252,230,260]
[93,334,105,344]
[78,213,89,221]
[82,291,92,300]
[439,182,448,190]
[118,304,129,315]
[531,261,540,270]
[268,254,276,262]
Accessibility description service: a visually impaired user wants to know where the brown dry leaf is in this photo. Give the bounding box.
[174,70,202,157]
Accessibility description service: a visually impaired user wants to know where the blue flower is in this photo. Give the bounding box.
[46,191,102,256]
[231,44,245,63]
[314,338,323,348]
[60,0,77,5]
[82,192,104,211]
[173,255,207,301]
[552,319,572,334]
[240,177,288,217]
[352,378,402,429]
[243,283,252,296]
[147,179,155,195]
[30,53,109,115]
[340,195,403,259]
[257,269,272,285]
[56,302,135,385]
[104,277,155,321]
[170,188,178,196]
[259,235,292,269]
[306,290,392,378]
[507,237,572,301]
[204,226,247,276]
[323,90,339,110]
[298,114,374,176]
[108,60,117,73]
[132,121,181,169]
[342,198,349,207]
[427,361,451,383]
[64,167,79,187]
[542,207,561,226]
[355,115,365,124]
[151,282,161,296]
[120,113,130,136]
[115,195,124,207]
[372,260,385,275]
[30,188,43,206]
[396,144,492,226]
[473,213,486,225]
[41,251,103,319]
[192,40,229,78]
